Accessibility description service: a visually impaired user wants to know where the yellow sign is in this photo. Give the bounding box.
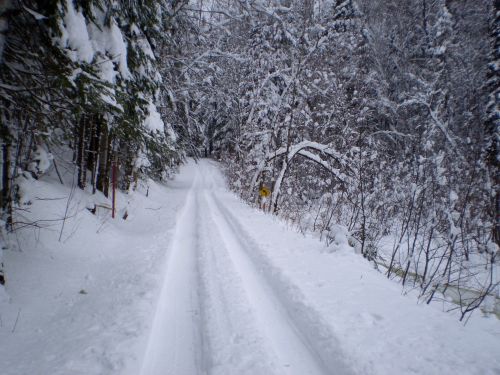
[259,186,271,197]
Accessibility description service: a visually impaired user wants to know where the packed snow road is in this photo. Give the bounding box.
[2,159,498,375]
[137,160,500,375]
[140,161,348,375]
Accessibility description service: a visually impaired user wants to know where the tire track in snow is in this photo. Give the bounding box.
[196,190,282,375]
[201,163,354,375]
[203,191,330,375]
[140,170,204,375]
[140,161,354,375]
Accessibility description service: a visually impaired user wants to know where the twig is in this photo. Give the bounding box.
[11,308,21,333]
[34,196,66,201]
[96,217,110,234]
[46,143,64,185]
[145,206,163,211]
[59,168,77,242]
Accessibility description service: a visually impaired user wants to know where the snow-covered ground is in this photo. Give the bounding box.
[1,159,499,375]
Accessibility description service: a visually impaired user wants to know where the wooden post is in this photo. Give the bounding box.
[112,160,116,219]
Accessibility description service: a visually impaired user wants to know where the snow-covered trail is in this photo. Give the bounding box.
[140,160,348,375]
[140,170,204,375]
[2,159,499,375]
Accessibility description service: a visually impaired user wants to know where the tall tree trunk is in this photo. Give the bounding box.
[486,0,500,246]
[96,124,109,197]
[86,117,95,189]
[104,132,113,197]
[87,116,101,194]
[1,136,12,229]
[76,115,87,190]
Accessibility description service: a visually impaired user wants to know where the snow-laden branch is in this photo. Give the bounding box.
[184,8,244,21]
[271,140,349,168]
[249,140,352,204]
[245,68,292,129]
[269,141,351,210]
[295,150,347,183]
[398,95,462,155]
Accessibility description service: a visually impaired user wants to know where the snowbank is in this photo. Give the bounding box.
[0,157,195,374]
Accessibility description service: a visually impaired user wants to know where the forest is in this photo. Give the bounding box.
[0,0,498,321]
